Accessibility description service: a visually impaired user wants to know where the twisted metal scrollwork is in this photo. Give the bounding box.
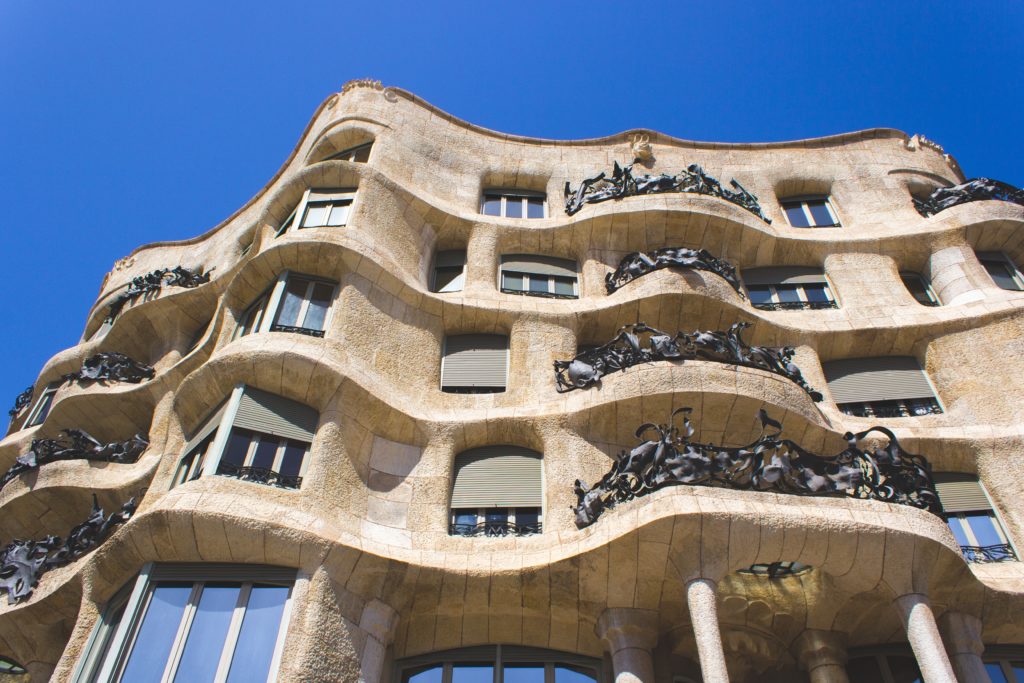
[449,521,543,537]
[7,386,33,418]
[959,543,1017,564]
[0,495,136,604]
[554,322,822,400]
[0,430,149,492]
[215,461,302,490]
[105,266,211,322]
[606,246,744,296]
[913,178,1024,217]
[564,161,771,222]
[572,408,940,528]
[62,352,155,385]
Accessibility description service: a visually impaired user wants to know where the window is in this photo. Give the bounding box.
[900,272,941,306]
[74,564,294,683]
[741,267,837,310]
[481,190,546,219]
[935,473,1017,564]
[235,273,337,339]
[0,656,26,675]
[450,446,542,537]
[174,386,317,491]
[25,383,58,428]
[500,255,578,299]
[432,250,467,293]
[847,651,921,683]
[983,651,1024,682]
[397,646,600,683]
[823,357,943,417]
[276,188,357,237]
[441,335,508,393]
[780,196,840,227]
[325,141,372,163]
[977,251,1024,291]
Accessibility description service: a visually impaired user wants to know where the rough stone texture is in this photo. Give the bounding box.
[0,83,1022,681]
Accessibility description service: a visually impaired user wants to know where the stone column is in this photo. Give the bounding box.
[359,599,398,683]
[927,245,991,306]
[893,594,956,683]
[938,612,988,683]
[596,608,658,683]
[792,629,850,683]
[686,578,730,683]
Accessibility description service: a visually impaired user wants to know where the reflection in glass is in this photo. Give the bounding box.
[226,585,290,683]
[783,204,810,227]
[985,662,1009,683]
[807,201,835,226]
[527,198,544,219]
[555,665,598,683]
[302,205,329,228]
[483,197,502,216]
[406,665,444,683]
[120,584,191,683]
[276,278,308,327]
[452,664,494,683]
[505,199,523,219]
[504,664,545,682]
[173,585,240,682]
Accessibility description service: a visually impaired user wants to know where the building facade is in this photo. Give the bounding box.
[1,80,1024,682]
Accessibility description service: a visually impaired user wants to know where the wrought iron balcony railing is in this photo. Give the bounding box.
[499,287,578,300]
[449,521,543,537]
[839,399,943,418]
[752,300,839,311]
[216,462,302,490]
[269,324,326,338]
[960,544,1017,564]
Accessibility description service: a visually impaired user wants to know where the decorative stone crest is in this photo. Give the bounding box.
[0,495,136,604]
[105,266,211,322]
[62,352,155,385]
[606,246,745,296]
[913,178,1024,217]
[564,161,771,222]
[341,78,384,95]
[572,408,940,528]
[0,430,149,492]
[7,386,33,419]
[554,322,822,400]
[631,134,654,163]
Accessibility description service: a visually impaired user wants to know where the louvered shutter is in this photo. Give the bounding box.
[824,357,936,404]
[233,387,318,442]
[742,266,828,286]
[450,446,542,507]
[934,474,991,513]
[182,401,229,454]
[441,335,508,389]
[500,255,578,278]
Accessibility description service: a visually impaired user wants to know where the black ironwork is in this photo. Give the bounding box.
[215,461,302,490]
[105,266,211,322]
[914,178,1024,217]
[62,352,155,385]
[0,655,26,675]
[0,430,149,492]
[738,562,810,578]
[839,399,943,419]
[499,287,577,300]
[8,386,33,418]
[752,301,839,312]
[268,324,326,338]
[555,322,823,401]
[0,495,135,604]
[606,247,744,296]
[572,408,941,529]
[564,161,771,223]
[449,521,543,537]
[959,543,1017,564]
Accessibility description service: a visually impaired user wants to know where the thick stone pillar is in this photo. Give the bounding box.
[927,245,990,306]
[596,608,658,683]
[686,578,729,683]
[893,594,956,683]
[792,629,850,683]
[359,599,398,683]
[938,612,988,683]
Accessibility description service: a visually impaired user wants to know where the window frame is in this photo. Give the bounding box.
[215,428,311,486]
[744,281,837,310]
[780,195,841,228]
[431,250,467,294]
[234,272,338,340]
[24,382,59,428]
[276,188,358,237]
[977,251,1024,291]
[325,141,372,163]
[449,506,543,537]
[899,271,941,306]
[76,563,296,683]
[395,645,605,683]
[982,647,1024,683]
[937,474,1019,564]
[480,190,547,219]
[439,334,510,394]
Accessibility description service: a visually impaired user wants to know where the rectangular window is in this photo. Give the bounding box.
[499,255,578,299]
[215,427,310,490]
[274,188,356,237]
[326,142,372,163]
[235,274,336,339]
[432,250,467,293]
[781,197,840,228]
[25,383,58,427]
[823,356,943,417]
[481,191,546,219]
[441,334,508,393]
[935,474,1017,564]
[900,272,941,306]
[977,251,1024,291]
[742,267,837,311]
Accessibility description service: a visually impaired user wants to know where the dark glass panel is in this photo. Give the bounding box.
[120,584,192,683]
[529,276,549,294]
[278,443,307,478]
[434,266,464,292]
[553,277,576,297]
[783,203,811,227]
[886,654,922,683]
[802,284,830,303]
[225,585,290,683]
[222,429,254,468]
[746,286,773,306]
[807,200,837,226]
[775,285,801,303]
[250,438,279,470]
[846,656,885,683]
[482,196,502,216]
[502,272,525,292]
[505,198,523,218]
[173,584,240,683]
[527,198,545,218]
[302,282,334,331]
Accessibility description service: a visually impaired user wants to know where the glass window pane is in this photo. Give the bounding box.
[846,656,884,683]
[278,443,306,478]
[485,508,508,536]
[301,283,334,331]
[504,664,545,682]
[965,512,1005,547]
[250,439,279,471]
[352,145,371,163]
[747,286,773,306]
[1011,661,1024,679]
[434,266,465,293]
[553,277,576,297]
[173,584,240,683]
[240,297,266,337]
[886,654,922,683]
[327,202,350,226]
[222,429,253,468]
[452,664,493,683]
[405,666,444,683]
[946,517,971,547]
[802,284,830,302]
[984,662,1009,683]
[555,665,598,683]
[276,278,309,328]
[225,585,290,683]
[527,198,545,218]
[529,276,549,294]
[505,198,523,218]
[775,285,801,303]
[983,260,1023,291]
[516,508,540,532]
[503,272,525,292]
[807,200,836,226]
[783,203,811,227]
[120,584,192,683]
[301,204,329,228]
[29,391,55,426]
[483,196,502,216]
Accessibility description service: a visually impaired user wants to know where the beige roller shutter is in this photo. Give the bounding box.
[934,473,991,513]
[742,266,827,286]
[441,335,508,389]
[233,387,318,442]
[823,356,936,404]
[182,401,229,454]
[450,446,542,507]
[501,255,577,278]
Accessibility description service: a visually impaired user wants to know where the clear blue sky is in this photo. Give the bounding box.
[1,1,1021,416]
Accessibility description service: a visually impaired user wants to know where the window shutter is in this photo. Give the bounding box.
[441,335,508,388]
[823,357,936,404]
[742,266,827,286]
[500,255,577,278]
[450,446,542,507]
[308,188,356,201]
[233,387,318,442]
[435,250,466,268]
[150,564,297,583]
[182,401,229,454]
[934,473,991,513]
